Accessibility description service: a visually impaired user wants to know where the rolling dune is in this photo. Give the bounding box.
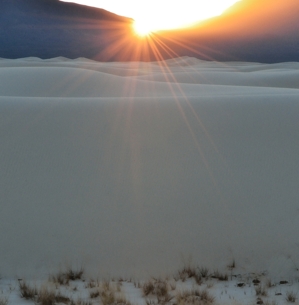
[1,57,299,280]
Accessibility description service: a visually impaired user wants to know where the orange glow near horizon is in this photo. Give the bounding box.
[60,0,240,34]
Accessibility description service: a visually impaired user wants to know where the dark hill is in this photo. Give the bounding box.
[0,0,134,59]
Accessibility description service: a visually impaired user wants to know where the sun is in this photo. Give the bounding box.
[61,1,241,34]
[133,20,153,37]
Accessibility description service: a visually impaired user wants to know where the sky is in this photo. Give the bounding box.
[60,0,241,34]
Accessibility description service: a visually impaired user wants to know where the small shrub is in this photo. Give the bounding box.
[100,290,115,305]
[177,266,199,282]
[199,267,209,278]
[35,288,57,305]
[143,279,172,304]
[177,289,214,305]
[177,266,202,284]
[90,290,100,299]
[19,280,37,300]
[49,267,84,286]
[227,259,236,270]
[102,280,111,292]
[86,279,99,289]
[49,272,69,286]
[211,270,228,281]
[66,268,84,281]
[114,295,132,305]
[265,278,274,288]
[286,291,297,303]
[255,285,268,297]
[143,280,155,296]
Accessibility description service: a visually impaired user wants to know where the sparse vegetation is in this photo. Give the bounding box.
[19,280,37,300]
[176,289,214,305]
[176,266,202,284]
[199,267,209,278]
[4,262,299,305]
[90,290,100,298]
[211,270,228,281]
[286,291,297,303]
[35,287,58,305]
[19,280,69,305]
[227,259,236,270]
[255,284,268,297]
[142,279,172,304]
[265,278,274,288]
[49,267,84,286]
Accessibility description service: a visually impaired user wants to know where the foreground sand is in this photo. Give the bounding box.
[1,266,299,305]
[0,57,299,282]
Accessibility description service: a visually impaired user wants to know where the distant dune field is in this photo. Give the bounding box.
[1,57,299,280]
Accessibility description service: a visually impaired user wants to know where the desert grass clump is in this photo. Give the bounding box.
[18,280,37,300]
[176,266,202,284]
[227,259,236,270]
[143,280,155,296]
[114,294,132,305]
[49,267,84,286]
[36,287,70,305]
[176,289,214,305]
[85,279,99,289]
[99,280,130,305]
[265,278,275,288]
[100,290,132,305]
[142,279,172,304]
[19,280,70,305]
[35,287,57,305]
[199,267,209,278]
[100,290,115,305]
[89,290,100,299]
[255,285,268,297]
[66,267,84,281]
[49,272,70,286]
[211,270,228,281]
[286,291,297,303]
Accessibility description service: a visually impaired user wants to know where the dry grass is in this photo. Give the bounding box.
[176,289,214,305]
[255,285,268,297]
[142,279,173,304]
[199,267,209,278]
[18,280,37,300]
[19,280,70,305]
[286,291,297,303]
[49,267,84,286]
[176,266,202,285]
[211,270,228,281]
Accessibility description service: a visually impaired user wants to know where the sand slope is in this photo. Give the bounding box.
[1,57,299,279]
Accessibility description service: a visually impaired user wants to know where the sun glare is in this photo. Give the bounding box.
[133,20,152,37]
[61,1,240,33]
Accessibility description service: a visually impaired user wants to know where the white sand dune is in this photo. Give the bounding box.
[1,57,299,280]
